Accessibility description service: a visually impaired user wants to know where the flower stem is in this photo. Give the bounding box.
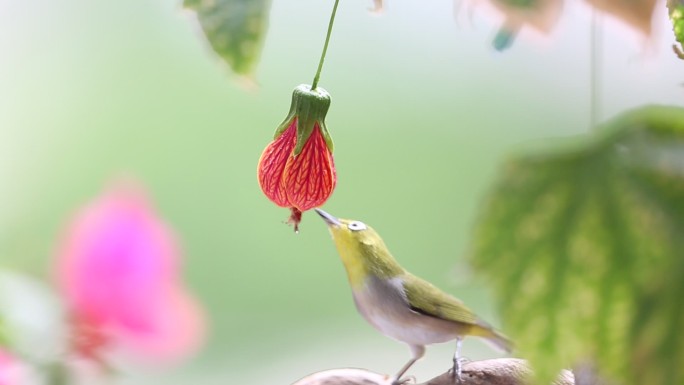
[311,0,341,90]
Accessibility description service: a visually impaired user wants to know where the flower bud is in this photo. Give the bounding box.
[257,85,337,232]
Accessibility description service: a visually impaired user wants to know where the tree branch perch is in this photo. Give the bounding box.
[292,358,574,385]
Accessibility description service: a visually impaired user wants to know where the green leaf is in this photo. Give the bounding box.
[667,1,684,59]
[469,106,684,385]
[184,0,272,77]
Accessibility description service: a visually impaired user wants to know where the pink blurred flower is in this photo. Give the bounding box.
[55,182,204,362]
[0,350,22,385]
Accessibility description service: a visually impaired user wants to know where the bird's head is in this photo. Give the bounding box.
[315,208,401,281]
[315,208,379,247]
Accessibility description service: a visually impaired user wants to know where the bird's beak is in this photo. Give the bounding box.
[315,208,341,227]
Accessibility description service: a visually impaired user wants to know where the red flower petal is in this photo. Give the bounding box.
[257,121,297,207]
[282,124,336,211]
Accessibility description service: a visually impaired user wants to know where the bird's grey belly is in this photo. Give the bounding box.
[352,276,461,346]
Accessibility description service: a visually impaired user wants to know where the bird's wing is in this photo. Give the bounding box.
[401,274,481,325]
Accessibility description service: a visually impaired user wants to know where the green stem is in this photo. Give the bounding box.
[311,0,341,90]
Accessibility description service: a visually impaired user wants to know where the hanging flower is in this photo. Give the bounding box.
[462,0,563,51]
[55,181,204,364]
[257,84,336,232]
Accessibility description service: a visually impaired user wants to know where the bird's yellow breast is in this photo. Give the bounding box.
[333,236,369,288]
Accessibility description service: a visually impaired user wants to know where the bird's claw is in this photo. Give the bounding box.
[449,369,464,383]
[448,357,469,383]
[447,368,463,383]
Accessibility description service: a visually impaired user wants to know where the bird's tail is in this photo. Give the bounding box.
[471,324,514,353]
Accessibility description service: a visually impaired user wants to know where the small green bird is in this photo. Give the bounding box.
[315,209,512,384]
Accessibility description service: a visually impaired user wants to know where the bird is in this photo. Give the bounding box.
[315,208,512,384]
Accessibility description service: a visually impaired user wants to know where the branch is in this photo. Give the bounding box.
[292,358,575,385]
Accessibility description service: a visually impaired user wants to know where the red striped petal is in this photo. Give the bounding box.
[257,121,297,207]
[282,124,336,211]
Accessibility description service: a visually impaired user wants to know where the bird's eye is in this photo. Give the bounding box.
[347,221,367,231]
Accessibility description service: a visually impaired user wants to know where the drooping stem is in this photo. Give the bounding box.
[311,0,341,90]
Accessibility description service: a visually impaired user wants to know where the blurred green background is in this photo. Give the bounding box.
[0,0,681,383]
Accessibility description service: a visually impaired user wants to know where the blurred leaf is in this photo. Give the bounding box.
[0,317,8,347]
[667,0,684,59]
[46,362,69,385]
[184,0,272,77]
[585,0,657,36]
[469,106,684,385]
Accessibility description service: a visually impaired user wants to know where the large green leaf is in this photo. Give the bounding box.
[668,0,684,59]
[469,106,684,385]
[184,0,272,77]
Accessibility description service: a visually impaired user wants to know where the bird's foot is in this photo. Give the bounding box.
[448,368,463,383]
[390,375,416,385]
[448,357,469,383]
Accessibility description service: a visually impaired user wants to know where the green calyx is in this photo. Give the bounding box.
[274,84,334,156]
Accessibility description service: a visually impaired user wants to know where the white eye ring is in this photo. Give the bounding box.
[347,221,367,231]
